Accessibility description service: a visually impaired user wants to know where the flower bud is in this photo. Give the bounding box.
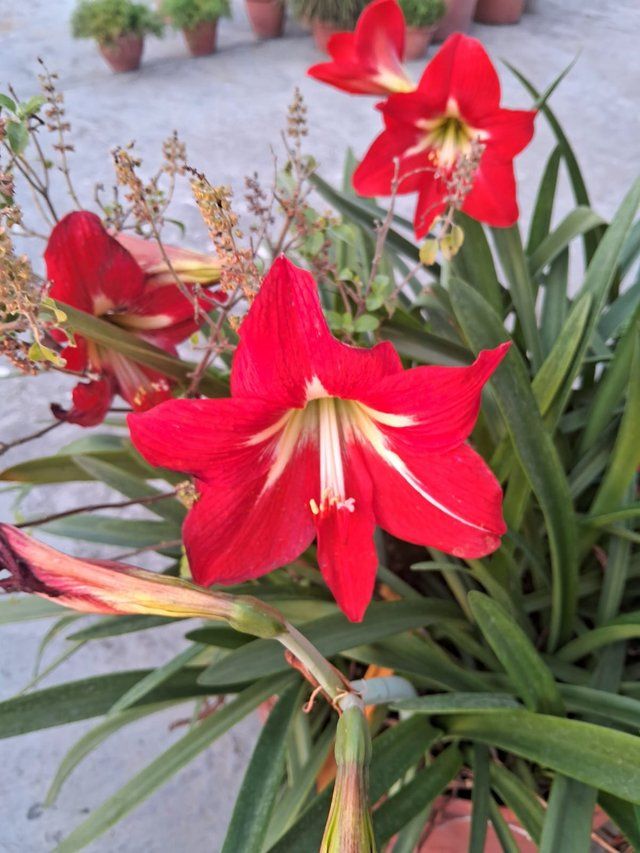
[419,237,439,267]
[115,233,223,288]
[321,704,376,853]
[0,524,234,621]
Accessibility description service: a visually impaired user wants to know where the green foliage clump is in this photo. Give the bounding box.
[399,0,445,27]
[292,0,365,27]
[160,0,231,28]
[71,0,164,44]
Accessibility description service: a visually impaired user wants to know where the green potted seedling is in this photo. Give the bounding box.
[161,0,231,56]
[71,0,164,73]
[400,0,446,59]
[293,0,364,52]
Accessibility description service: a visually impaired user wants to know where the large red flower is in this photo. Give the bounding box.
[353,34,536,236]
[129,257,508,622]
[307,0,414,96]
[45,211,220,426]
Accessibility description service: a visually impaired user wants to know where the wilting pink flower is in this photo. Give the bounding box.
[308,0,414,96]
[45,211,222,426]
[129,257,508,622]
[0,523,234,620]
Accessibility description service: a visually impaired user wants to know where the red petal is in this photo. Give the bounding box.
[359,344,509,453]
[45,212,145,315]
[51,377,114,427]
[413,172,447,238]
[128,396,290,480]
[58,335,89,373]
[463,156,519,227]
[418,34,501,122]
[308,0,412,96]
[352,126,426,197]
[314,446,378,622]
[115,284,204,349]
[480,108,536,160]
[184,443,318,587]
[366,442,506,558]
[232,257,401,407]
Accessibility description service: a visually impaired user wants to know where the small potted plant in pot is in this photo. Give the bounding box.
[245,0,286,40]
[71,0,164,73]
[474,0,524,24]
[161,0,231,56]
[293,0,364,52]
[400,0,445,60]
[433,0,477,40]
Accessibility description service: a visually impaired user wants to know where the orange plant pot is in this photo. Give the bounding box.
[405,26,436,60]
[246,0,285,39]
[433,0,478,40]
[474,0,525,23]
[183,20,218,56]
[98,34,144,73]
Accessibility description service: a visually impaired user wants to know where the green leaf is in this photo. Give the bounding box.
[527,146,562,255]
[222,682,303,853]
[488,798,520,853]
[0,596,62,624]
[449,278,578,648]
[55,674,294,853]
[7,120,29,154]
[468,592,564,715]
[442,710,640,802]
[264,724,335,848]
[560,683,640,730]
[74,456,185,525]
[0,669,214,738]
[373,745,462,845]
[540,776,596,853]
[528,207,605,278]
[0,93,17,112]
[490,225,543,369]
[469,744,491,853]
[199,600,460,686]
[41,515,180,548]
[451,213,503,315]
[108,643,205,715]
[489,763,544,844]
[353,313,380,333]
[0,435,159,485]
[557,616,640,663]
[393,693,521,714]
[540,249,569,354]
[588,329,640,522]
[45,701,175,806]
[53,301,227,398]
[599,792,640,849]
[69,615,176,641]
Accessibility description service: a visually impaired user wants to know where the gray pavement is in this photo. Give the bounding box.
[1,0,639,849]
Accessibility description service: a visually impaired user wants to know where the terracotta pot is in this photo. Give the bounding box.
[404,26,435,60]
[433,0,478,40]
[245,0,285,39]
[312,20,339,52]
[474,0,524,24]
[183,20,218,56]
[98,34,144,73]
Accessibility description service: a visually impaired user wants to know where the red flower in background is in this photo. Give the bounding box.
[45,211,221,426]
[129,257,508,623]
[352,34,536,236]
[307,0,414,96]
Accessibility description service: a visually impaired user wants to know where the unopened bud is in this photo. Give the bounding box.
[321,704,375,853]
[440,224,465,260]
[419,237,439,267]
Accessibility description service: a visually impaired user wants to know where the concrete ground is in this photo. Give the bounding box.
[1,0,639,850]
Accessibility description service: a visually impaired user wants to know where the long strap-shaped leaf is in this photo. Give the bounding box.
[55,673,294,853]
[449,278,578,649]
[222,681,304,853]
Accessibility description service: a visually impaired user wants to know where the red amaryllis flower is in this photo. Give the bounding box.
[353,34,536,237]
[307,0,414,96]
[129,257,508,622]
[45,211,220,426]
